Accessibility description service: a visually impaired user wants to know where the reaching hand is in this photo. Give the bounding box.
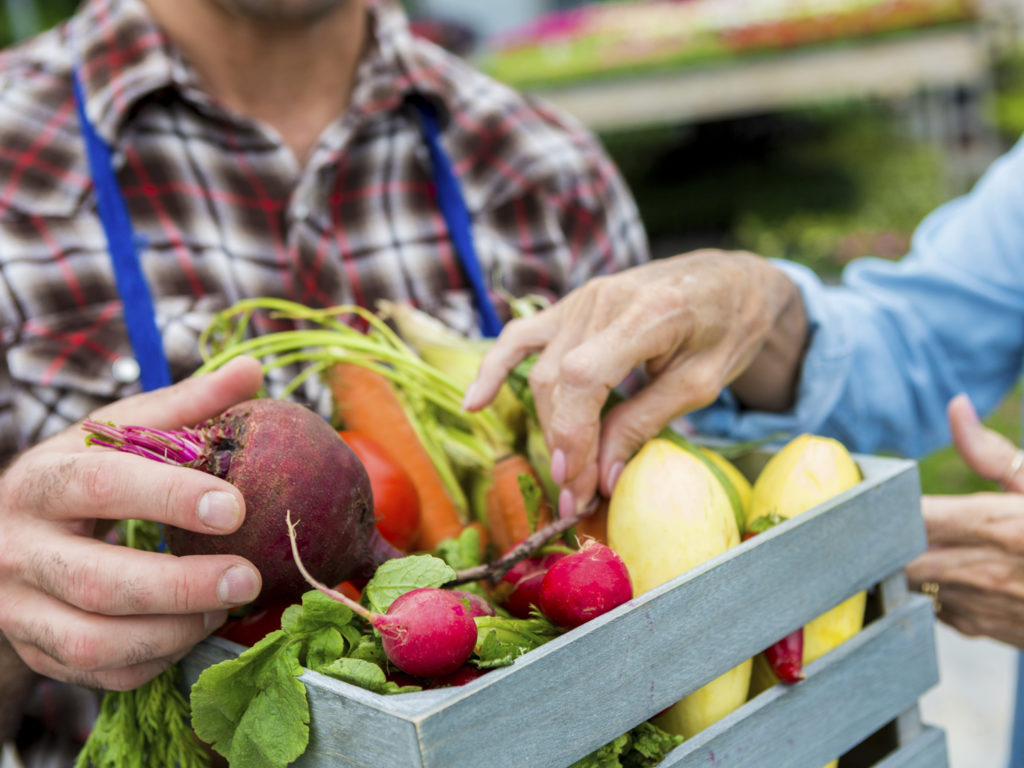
[0,356,264,690]
[464,250,804,516]
[906,393,1024,648]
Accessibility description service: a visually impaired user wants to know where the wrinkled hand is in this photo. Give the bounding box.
[0,356,264,690]
[464,250,804,515]
[906,393,1024,648]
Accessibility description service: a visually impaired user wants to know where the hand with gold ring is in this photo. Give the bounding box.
[906,393,1024,648]
[919,581,941,614]
[1003,449,1024,492]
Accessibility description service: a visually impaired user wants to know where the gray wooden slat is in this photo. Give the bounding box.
[871,727,949,768]
[181,453,939,768]
[657,596,938,768]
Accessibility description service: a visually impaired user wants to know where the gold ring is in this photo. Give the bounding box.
[920,581,941,614]
[1002,450,1024,491]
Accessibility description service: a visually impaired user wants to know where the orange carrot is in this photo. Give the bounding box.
[327,362,463,551]
[485,453,553,556]
[464,521,490,560]
[575,497,609,545]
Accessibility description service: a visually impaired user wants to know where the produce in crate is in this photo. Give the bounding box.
[493,550,567,619]
[483,452,554,556]
[538,540,633,629]
[607,438,751,738]
[329,362,466,551]
[745,433,865,768]
[696,444,753,514]
[82,398,403,606]
[337,429,422,552]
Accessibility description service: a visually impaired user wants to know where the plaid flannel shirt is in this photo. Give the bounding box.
[0,0,649,467]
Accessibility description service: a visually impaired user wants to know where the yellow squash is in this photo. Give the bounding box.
[746,433,864,768]
[608,438,751,738]
[695,445,753,516]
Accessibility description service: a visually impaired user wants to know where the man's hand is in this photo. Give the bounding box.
[464,250,806,516]
[907,393,1024,648]
[0,356,264,690]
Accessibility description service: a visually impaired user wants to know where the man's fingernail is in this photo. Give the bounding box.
[204,610,229,633]
[551,449,567,486]
[606,461,625,492]
[461,382,478,410]
[217,565,260,605]
[199,491,241,531]
[558,488,575,520]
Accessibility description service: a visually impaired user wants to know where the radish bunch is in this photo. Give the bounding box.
[495,541,633,628]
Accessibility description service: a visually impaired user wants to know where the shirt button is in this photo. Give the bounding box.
[293,203,310,221]
[112,356,141,384]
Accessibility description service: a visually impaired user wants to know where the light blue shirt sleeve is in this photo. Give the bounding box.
[690,135,1024,458]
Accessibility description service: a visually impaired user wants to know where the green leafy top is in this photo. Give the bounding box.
[190,556,457,768]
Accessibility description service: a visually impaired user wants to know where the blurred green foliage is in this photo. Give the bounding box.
[601,103,953,277]
[0,0,79,46]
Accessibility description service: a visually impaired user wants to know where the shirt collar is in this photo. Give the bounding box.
[69,0,452,146]
[70,0,177,144]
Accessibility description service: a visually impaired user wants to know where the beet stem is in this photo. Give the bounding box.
[449,496,601,586]
[285,510,374,621]
[82,419,206,466]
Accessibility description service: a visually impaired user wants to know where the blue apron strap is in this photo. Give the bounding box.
[410,97,503,338]
[72,67,171,392]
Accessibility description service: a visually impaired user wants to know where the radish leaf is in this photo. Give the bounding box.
[363,555,456,613]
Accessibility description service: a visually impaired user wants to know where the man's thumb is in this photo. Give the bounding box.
[948,393,1024,492]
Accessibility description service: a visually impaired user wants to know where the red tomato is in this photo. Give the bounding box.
[339,430,421,551]
[216,603,288,647]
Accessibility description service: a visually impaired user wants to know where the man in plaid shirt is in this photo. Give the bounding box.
[0,0,648,761]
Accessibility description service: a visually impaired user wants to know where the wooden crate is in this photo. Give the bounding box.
[181,452,947,768]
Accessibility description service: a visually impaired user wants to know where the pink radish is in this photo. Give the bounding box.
[82,398,402,605]
[494,552,567,619]
[450,590,498,618]
[285,512,477,678]
[376,588,478,677]
[539,541,632,629]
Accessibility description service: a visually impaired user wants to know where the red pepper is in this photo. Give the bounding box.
[763,628,805,684]
[744,524,805,684]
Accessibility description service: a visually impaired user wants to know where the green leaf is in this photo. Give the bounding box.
[569,733,631,768]
[224,643,309,768]
[568,721,684,768]
[746,512,787,535]
[346,633,388,666]
[433,525,484,570]
[363,555,456,614]
[319,657,422,694]
[190,632,309,768]
[281,590,353,637]
[517,472,543,533]
[472,616,562,667]
[305,626,346,671]
[622,722,685,767]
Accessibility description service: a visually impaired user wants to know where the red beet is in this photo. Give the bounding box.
[494,552,567,619]
[539,541,632,629]
[375,588,478,677]
[83,398,403,605]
